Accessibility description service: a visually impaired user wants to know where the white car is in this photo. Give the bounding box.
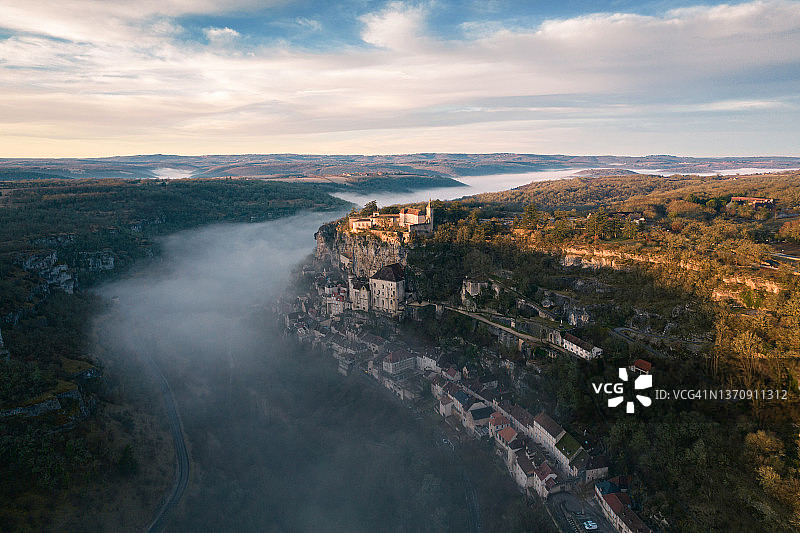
[583,520,598,531]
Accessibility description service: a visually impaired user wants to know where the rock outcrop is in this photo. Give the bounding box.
[13,250,75,293]
[0,386,91,422]
[315,221,406,278]
[79,250,115,272]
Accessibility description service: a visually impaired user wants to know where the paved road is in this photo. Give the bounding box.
[445,305,543,345]
[610,327,663,359]
[144,345,190,533]
[549,491,613,533]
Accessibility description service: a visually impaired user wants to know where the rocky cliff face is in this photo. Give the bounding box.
[315,221,406,278]
[79,250,116,272]
[557,245,784,296]
[13,250,75,294]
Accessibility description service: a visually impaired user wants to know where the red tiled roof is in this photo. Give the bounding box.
[563,332,594,352]
[535,462,555,481]
[489,412,510,427]
[498,426,517,444]
[604,492,631,514]
[731,196,773,202]
[633,359,652,372]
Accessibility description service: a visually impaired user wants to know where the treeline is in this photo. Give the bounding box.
[1,178,344,251]
[470,171,800,212]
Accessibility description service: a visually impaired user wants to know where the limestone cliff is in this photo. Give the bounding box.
[13,249,76,294]
[315,221,407,278]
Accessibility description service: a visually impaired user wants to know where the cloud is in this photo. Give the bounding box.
[359,2,427,50]
[0,0,799,156]
[295,17,321,31]
[204,26,241,44]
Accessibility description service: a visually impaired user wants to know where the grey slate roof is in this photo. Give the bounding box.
[371,263,404,282]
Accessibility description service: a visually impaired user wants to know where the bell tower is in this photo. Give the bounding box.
[426,199,433,226]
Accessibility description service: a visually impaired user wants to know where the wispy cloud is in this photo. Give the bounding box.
[204,26,241,44]
[295,17,321,31]
[0,0,798,156]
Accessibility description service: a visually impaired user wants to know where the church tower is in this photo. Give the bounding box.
[426,199,433,227]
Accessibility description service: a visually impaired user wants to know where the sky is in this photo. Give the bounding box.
[1,0,799,157]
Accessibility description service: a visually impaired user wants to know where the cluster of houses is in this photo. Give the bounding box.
[281,232,654,533]
[430,368,610,500]
[348,202,434,243]
[318,263,407,317]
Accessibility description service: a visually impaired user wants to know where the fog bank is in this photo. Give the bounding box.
[91,210,521,531]
[332,169,583,207]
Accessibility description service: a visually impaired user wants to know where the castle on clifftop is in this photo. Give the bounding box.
[347,201,433,243]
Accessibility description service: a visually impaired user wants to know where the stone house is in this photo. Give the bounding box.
[369,263,405,315]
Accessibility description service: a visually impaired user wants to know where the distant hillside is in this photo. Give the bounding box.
[569,168,640,177]
[0,169,68,180]
[470,170,800,212]
[1,153,798,181]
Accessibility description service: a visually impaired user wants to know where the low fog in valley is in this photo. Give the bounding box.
[90,211,518,531]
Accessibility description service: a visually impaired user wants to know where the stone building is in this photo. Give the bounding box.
[348,276,371,311]
[348,201,434,240]
[369,263,405,315]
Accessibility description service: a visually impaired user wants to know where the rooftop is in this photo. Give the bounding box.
[386,349,415,363]
[515,451,536,475]
[470,406,494,421]
[563,332,594,352]
[603,493,652,533]
[535,461,556,481]
[498,426,518,444]
[489,412,510,427]
[534,412,564,440]
[454,390,475,409]
[556,431,582,459]
[371,263,404,282]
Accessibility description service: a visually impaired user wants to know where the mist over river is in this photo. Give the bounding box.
[91,173,550,531]
[331,169,583,207]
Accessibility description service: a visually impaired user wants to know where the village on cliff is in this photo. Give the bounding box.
[277,204,654,533]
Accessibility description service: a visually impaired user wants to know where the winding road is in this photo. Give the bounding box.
[144,345,190,533]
